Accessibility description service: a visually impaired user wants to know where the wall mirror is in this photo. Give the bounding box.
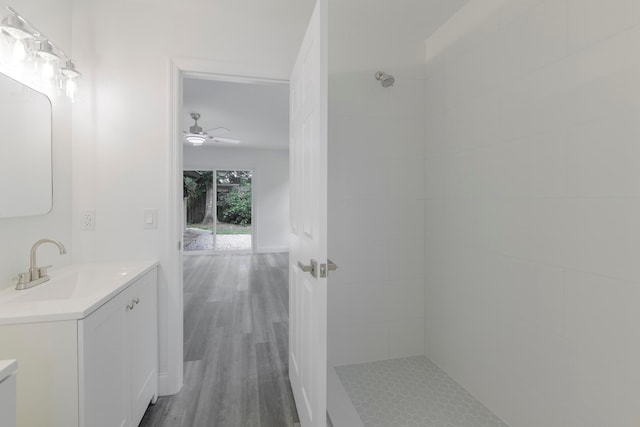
[0,71,52,218]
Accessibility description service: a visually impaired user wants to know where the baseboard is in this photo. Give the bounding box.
[327,364,363,427]
[158,372,181,396]
[256,247,289,254]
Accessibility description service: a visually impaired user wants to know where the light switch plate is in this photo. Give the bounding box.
[144,208,157,229]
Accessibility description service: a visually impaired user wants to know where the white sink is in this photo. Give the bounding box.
[0,261,157,325]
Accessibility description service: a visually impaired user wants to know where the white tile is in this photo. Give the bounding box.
[328,115,389,159]
[384,238,425,281]
[329,280,386,325]
[564,63,640,126]
[327,199,349,240]
[524,129,568,198]
[381,118,426,159]
[445,92,503,153]
[568,0,640,53]
[564,199,640,282]
[567,112,640,197]
[341,199,424,242]
[444,26,509,108]
[424,154,447,199]
[334,321,391,365]
[564,269,640,351]
[499,0,547,25]
[386,318,425,359]
[473,140,528,198]
[527,198,572,266]
[334,240,387,284]
[500,0,568,79]
[424,112,447,159]
[329,71,425,120]
[387,157,425,199]
[564,337,640,426]
[501,72,570,141]
[424,64,447,118]
[383,280,424,322]
[493,255,565,336]
[332,155,389,200]
[445,151,484,197]
[494,315,570,427]
[565,23,640,88]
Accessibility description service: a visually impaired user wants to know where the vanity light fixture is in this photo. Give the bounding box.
[0,14,33,40]
[60,60,80,79]
[0,7,81,101]
[61,61,80,101]
[35,39,59,62]
[2,10,33,68]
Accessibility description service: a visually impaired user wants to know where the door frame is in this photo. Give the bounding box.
[165,57,289,394]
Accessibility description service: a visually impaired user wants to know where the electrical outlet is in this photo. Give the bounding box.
[81,209,95,231]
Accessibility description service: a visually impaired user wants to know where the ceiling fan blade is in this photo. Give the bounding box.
[205,126,230,135]
[212,137,241,144]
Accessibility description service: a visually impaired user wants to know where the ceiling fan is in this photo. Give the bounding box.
[184,112,240,146]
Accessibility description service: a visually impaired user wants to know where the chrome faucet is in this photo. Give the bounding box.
[15,239,67,290]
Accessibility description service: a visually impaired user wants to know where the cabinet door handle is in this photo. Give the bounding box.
[127,298,140,310]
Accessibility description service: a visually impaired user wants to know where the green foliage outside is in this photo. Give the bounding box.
[183,171,213,207]
[220,187,252,225]
[183,176,199,206]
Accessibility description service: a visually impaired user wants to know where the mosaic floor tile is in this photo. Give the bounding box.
[335,356,509,427]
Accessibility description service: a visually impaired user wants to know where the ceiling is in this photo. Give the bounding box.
[181,0,470,152]
[182,77,289,151]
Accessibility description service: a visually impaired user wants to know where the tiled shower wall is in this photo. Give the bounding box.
[328,67,427,366]
[424,0,640,426]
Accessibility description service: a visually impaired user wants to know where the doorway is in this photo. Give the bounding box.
[156,60,295,423]
[183,169,253,253]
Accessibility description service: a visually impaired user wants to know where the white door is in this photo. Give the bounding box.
[288,0,328,426]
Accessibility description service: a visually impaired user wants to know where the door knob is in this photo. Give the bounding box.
[297,259,318,278]
[319,259,338,278]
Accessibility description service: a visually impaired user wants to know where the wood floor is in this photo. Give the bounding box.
[140,253,300,427]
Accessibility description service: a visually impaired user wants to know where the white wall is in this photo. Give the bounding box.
[326,0,468,367]
[184,146,289,253]
[423,0,640,425]
[0,0,72,290]
[328,66,427,366]
[70,0,312,393]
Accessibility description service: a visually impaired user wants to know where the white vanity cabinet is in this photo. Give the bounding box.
[0,360,18,427]
[0,262,158,427]
[79,268,158,427]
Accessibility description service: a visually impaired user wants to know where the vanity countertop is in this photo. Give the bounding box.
[0,261,158,326]
[0,360,17,381]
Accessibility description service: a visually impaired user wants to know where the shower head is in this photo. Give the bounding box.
[375,71,395,87]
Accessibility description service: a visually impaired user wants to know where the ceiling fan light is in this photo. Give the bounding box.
[185,133,206,145]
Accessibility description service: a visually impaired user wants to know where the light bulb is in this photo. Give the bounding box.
[65,78,77,101]
[11,39,26,65]
[42,61,54,80]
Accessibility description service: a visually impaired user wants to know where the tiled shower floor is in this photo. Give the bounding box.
[334,356,509,427]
